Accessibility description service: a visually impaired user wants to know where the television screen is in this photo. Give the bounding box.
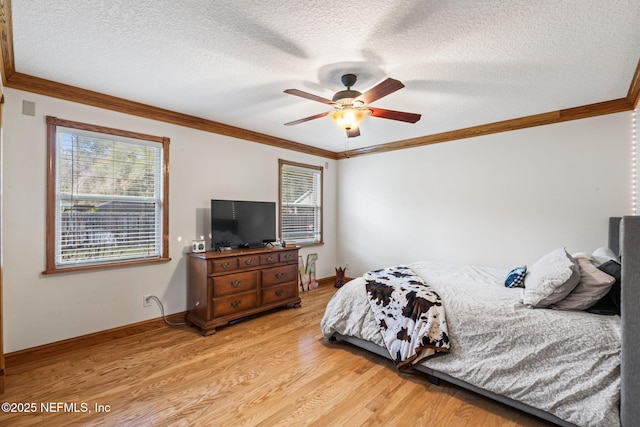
[211,199,276,249]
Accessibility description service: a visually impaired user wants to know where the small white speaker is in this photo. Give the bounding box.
[192,240,206,253]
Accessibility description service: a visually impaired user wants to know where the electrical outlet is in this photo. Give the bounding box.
[143,295,152,307]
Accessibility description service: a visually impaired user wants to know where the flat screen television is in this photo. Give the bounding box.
[211,199,277,249]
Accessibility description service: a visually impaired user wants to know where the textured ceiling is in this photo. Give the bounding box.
[9,0,640,153]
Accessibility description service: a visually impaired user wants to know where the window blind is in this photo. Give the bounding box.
[280,162,322,244]
[55,128,163,267]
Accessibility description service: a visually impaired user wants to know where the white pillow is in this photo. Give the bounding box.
[591,247,619,267]
[522,248,580,308]
[551,255,615,310]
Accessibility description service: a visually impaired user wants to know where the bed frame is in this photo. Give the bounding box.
[332,216,639,427]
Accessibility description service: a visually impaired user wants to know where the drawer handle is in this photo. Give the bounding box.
[221,262,231,269]
[283,254,292,260]
[275,272,285,279]
[231,300,241,308]
[266,255,274,262]
[275,289,284,297]
[231,280,241,288]
[244,259,254,266]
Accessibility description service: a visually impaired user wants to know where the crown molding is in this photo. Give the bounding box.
[1,1,638,161]
[5,72,339,159]
[337,97,635,159]
[0,0,14,86]
[627,59,640,109]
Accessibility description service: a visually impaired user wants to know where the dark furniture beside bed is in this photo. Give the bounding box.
[618,217,640,427]
[323,216,639,427]
[187,247,300,335]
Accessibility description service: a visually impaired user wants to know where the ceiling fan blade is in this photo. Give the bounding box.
[369,107,421,123]
[346,127,361,138]
[284,89,335,105]
[356,78,405,104]
[284,111,329,126]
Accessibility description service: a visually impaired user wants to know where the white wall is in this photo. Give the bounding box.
[3,88,337,353]
[337,112,633,276]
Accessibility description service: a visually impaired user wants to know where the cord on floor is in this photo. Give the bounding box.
[146,295,187,326]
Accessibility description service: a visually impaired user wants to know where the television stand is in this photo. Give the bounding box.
[186,246,301,335]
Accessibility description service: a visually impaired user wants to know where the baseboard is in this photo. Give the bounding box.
[315,275,354,288]
[5,311,187,368]
[4,275,350,368]
[317,276,336,287]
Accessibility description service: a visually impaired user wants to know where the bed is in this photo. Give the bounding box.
[321,216,640,427]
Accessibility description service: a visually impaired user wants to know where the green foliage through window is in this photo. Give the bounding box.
[46,116,170,272]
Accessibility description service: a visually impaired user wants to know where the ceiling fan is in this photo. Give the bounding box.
[283,74,421,138]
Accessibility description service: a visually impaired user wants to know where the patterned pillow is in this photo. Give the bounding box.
[505,266,527,288]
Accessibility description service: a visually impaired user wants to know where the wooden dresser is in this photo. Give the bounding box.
[186,246,301,335]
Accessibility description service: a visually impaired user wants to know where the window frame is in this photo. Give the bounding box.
[278,159,323,246]
[44,116,170,274]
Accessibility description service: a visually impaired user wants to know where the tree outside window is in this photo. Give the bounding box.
[45,116,170,273]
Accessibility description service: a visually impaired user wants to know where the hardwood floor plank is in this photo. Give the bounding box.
[1,285,554,426]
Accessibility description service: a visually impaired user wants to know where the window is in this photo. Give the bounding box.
[45,116,170,273]
[279,159,323,245]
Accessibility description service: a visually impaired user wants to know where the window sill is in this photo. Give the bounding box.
[294,241,324,248]
[42,257,172,275]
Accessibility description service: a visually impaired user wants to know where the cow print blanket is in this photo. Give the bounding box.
[365,265,449,370]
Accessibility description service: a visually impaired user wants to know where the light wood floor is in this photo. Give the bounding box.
[2,285,553,427]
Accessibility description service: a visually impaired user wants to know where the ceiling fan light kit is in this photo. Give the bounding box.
[284,73,421,138]
[331,108,370,130]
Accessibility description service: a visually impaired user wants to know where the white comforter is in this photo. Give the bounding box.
[320,261,621,427]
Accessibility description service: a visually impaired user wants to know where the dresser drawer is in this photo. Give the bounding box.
[262,264,297,287]
[279,250,297,263]
[209,258,238,273]
[260,253,280,264]
[212,292,257,317]
[237,254,260,269]
[262,283,297,305]
[211,271,258,297]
